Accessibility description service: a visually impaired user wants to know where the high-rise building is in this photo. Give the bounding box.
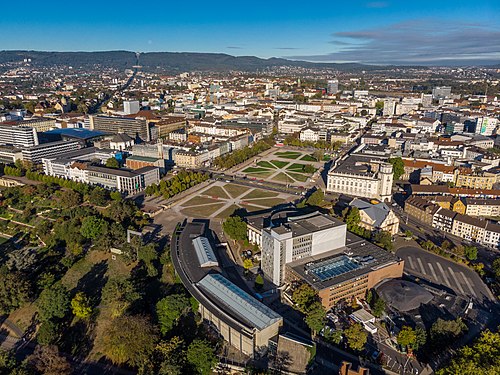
[0,125,39,147]
[89,115,150,141]
[432,86,452,99]
[327,79,339,95]
[123,100,140,115]
[383,99,397,116]
[475,117,498,136]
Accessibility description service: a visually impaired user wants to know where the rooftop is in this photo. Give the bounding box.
[192,236,219,268]
[197,273,282,331]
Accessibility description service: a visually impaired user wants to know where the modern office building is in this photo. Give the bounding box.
[432,86,452,99]
[0,124,39,147]
[1,117,56,132]
[21,140,82,163]
[327,79,339,95]
[475,117,498,136]
[257,211,403,309]
[89,115,150,141]
[123,100,140,115]
[327,155,394,202]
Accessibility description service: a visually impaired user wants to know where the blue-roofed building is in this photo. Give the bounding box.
[42,128,109,146]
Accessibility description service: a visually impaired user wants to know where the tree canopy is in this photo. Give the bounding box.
[388,157,405,180]
[344,323,368,351]
[156,294,190,335]
[222,216,247,241]
[186,339,217,375]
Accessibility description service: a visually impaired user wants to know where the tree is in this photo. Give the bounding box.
[374,230,393,251]
[37,283,70,322]
[186,339,217,375]
[372,297,386,318]
[292,284,317,313]
[463,245,478,261]
[243,258,253,271]
[305,302,326,333]
[430,318,466,346]
[344,323,368,351]
[102,315,157,367]
[28,345,72,375]
[493,258,500,280]
[141,337,186,375]
[71,292,93,319]
[59,189,81,209]
[306,189,324,207]
[388,157,405,180]
[397,326,417,349]
[80,215,107,240]
[37,320,59,345]
[0,269,31,314]
[324,329,343,345]
[343,207,361,229]
[105,157,120,169]
[222,216,247,241]
[156,294,190,335]
[255,274,264,290]
[437,330,500,375]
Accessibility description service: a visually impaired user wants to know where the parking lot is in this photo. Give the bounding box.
[397,246,494,303]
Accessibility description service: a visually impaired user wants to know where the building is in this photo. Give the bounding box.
[432,86,452,99]
[156,117,185,137]
[173,150,203,168]
[455,172,496,190]
[464,198,500,217]
[89,115,150,141]
[475,117,498,136]
[1,117,55,132]
[261,212,347,286]
[171,222,283,357]
[126,155,165,172]
[123,100,140,115]
[404,196,440,225]
[349,198,400,235]
[339,362,369,375]
[0,124,39,147]
[21,140,82,163]
[327,79,339,95]
[327,155,393,202]
[109,133,135,151]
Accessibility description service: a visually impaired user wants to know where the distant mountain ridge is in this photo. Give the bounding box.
[0,50,379,72]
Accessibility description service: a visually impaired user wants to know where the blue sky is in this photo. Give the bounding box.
[1,0,499,65]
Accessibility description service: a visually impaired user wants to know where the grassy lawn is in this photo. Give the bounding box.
[300,154,317,162]
[241,189,279,199]
[183,196,221,207]
[242,167,269,173]
[271,173,293,183]
[215,204,241,219]
[270,160,290,169]
[244,197,286,207]
[286,163,306,171]
[0,236,9,245]
[240,203,267,212]
[256,161,276,169]
[223,184,250,198]
[8,303,37,334]
[202,185,230,199]
[61,250,110,291]
[274,151,301,159]
[245,170,274,178]
[287,172,309,182]
[181,203,225,217]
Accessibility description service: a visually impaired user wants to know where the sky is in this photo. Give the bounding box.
[1,0,499,65]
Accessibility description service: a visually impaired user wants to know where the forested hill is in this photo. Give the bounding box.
[0,50,374,72]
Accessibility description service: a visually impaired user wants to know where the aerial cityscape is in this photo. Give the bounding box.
[0,1,499,375]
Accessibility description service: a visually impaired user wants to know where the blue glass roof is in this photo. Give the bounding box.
[307,254,376,282]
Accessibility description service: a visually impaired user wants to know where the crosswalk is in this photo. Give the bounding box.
[405,255,479,299]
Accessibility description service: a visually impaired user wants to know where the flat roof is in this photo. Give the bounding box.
[197,273,282,331]
[272,211,345,237]
[288,232,401,290]
[192,236,219,268]
[44,128,108,139]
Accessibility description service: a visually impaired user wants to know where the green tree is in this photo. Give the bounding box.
[305,302,326,333]
[156,294,190,335]
[80,216,107,240]
[28,345,72,375]
[255,274,264,290]
[0,269,31,314]
[344,323,368,351]
[102,315,157,367]
[388,157,405,180]
[71,292,93,319]
[243,258,253,271]
[463,245,478,261]
[397,326,417,349]
[141,337,186,375]
[437,330,500,375]
[374,230,393,251]
[37,320,59,345]
[493,258,500,280]
[430,318,466,346]
[372,297,386,318]
[324,329,343,345]
[186,339,217,375]
[222,216,247,241]
[105,157,120,169]
[306,189,324,207]
[37,283,70,321]
[343,207,361,229]
[59,189,81,209]
[292,284,317,313]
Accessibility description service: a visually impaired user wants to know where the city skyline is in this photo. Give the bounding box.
[1,0,499,65]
